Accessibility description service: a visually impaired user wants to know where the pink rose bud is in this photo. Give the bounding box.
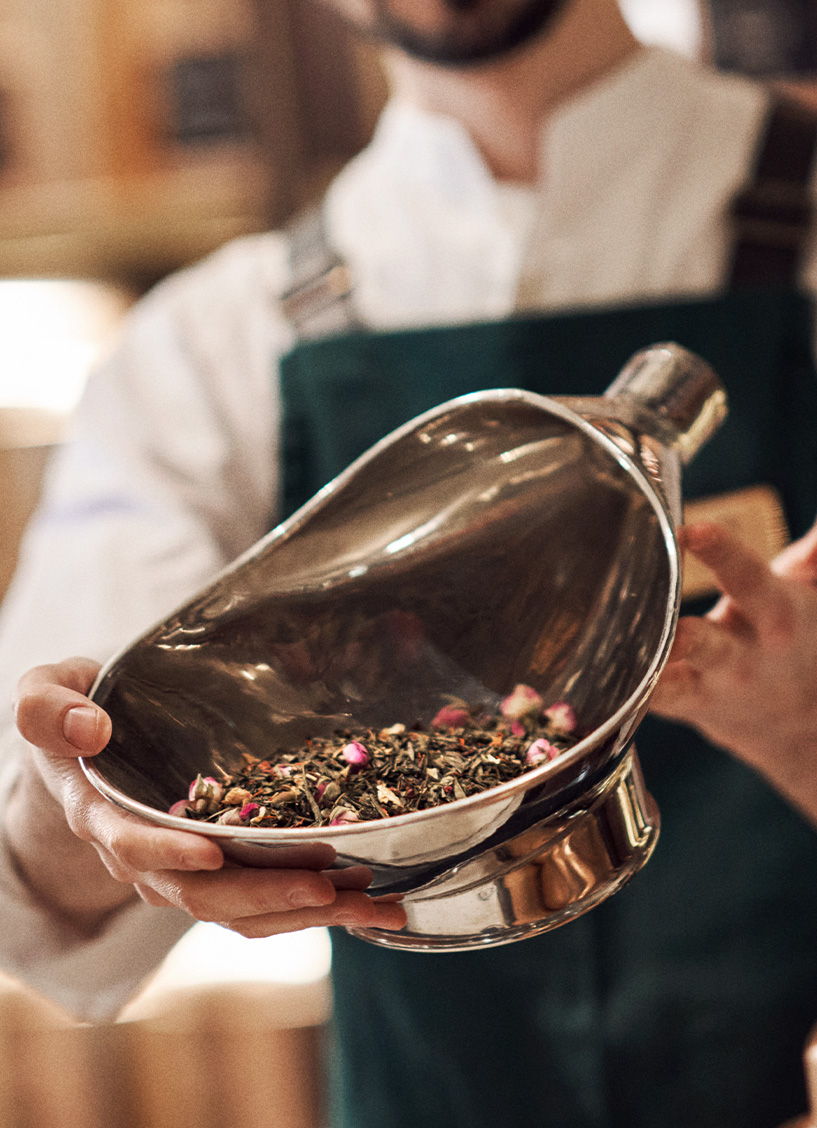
[318,780,342,807]
[544,701,577,736]
[218,804,259,826]
[186,776,222,812]
[525,738,561,766]
[218,808,244,826]
[431,705,471,728]
[330,809,360,826]
[168,800,192,817]
[500,684,544,723]
[342,741,369,769]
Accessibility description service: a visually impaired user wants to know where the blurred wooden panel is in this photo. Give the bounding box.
[0,972,329,1128]
[0,0,389,280]
[0,409,64,605]
[0,442,53,603]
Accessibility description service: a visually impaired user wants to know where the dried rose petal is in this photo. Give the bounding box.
[525,737,561,766]
[342,741,369,769]
[500,684,544,724]
[544,701,577,736]
[168,800,192,817]
[431,705,471,728]
[239,802,260,822]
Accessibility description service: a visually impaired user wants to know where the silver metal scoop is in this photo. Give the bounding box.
[82,342,727,951]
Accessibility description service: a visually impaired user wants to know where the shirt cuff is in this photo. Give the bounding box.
[0,744,193,1023]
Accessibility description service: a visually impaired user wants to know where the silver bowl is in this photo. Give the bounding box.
[82,343,727,950]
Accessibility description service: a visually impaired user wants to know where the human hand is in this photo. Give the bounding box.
[9,658,407,936]
[650,519,817,823]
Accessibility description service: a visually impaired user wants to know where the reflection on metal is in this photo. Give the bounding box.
[350,748,658,950]
[82,342,727,949]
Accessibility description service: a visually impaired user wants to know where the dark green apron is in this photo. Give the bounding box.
[278,287,817,1128]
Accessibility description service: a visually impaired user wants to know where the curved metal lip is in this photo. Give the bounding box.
[81,386,681,843]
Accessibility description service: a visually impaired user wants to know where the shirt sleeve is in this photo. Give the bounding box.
[0,231,295,1021]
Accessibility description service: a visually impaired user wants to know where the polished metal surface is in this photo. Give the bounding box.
[349,747,658,950]
[82,342,727,949]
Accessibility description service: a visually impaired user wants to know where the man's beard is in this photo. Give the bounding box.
[370,0,569,66]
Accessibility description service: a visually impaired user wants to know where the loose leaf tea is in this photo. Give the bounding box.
[170,685,581,829]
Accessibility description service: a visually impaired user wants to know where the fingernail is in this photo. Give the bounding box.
[63,705,100,749]
[289,885,333,909]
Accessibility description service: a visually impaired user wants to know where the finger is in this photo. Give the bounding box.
[772,517,817,582]
[14,660,111,757]
[682,522,792,639]
[651,657,699,716]
[133,881,175,908]
[223,890,408,939]
[668,614,738,672]
[651,616,736,718]
[21,657,102,696]
[220,844,338,872]
[326,865,375,890]
[69,794,225,875]
[144,864,343,922]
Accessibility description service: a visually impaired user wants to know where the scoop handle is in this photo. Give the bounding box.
[603,342,728,463]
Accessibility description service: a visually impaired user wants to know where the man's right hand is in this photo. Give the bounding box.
[7,657,407,938]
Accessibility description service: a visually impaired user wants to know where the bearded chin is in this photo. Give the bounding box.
[372,0,567,67]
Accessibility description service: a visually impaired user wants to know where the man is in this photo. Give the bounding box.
[2,0,817,1123]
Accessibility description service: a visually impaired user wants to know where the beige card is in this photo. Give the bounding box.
[681,484,790,601]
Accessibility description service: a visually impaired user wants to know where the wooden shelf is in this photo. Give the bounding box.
[0,0,386,286]
[0,152,275,279]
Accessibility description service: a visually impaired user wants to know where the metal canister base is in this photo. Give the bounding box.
[347,747,659,952]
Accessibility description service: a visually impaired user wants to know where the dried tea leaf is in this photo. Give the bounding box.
[172,689,581,829]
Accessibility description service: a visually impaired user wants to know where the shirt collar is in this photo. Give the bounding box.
[367,46,705,208]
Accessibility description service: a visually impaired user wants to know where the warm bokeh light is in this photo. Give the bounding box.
[0,279,132,413]
[619,0,703,57]
[145,923,333,991]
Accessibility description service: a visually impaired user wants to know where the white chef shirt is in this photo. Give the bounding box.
[0,46,808,1021]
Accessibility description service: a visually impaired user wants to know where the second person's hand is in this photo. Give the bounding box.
[651,519,817,825]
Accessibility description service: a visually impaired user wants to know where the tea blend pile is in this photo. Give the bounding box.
[170,685,581,829]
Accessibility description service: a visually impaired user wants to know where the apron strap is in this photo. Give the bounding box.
[728,96,817,288]
[279,205,360,339]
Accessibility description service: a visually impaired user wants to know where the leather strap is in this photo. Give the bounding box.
[280,205,359,340]
[728,97,817,287]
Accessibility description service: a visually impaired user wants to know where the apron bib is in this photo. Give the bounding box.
[278,289,817,1128]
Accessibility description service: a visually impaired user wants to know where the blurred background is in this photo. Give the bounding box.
[0,1,814,1126]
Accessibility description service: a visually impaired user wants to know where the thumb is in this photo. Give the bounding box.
[14,660,111,758]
